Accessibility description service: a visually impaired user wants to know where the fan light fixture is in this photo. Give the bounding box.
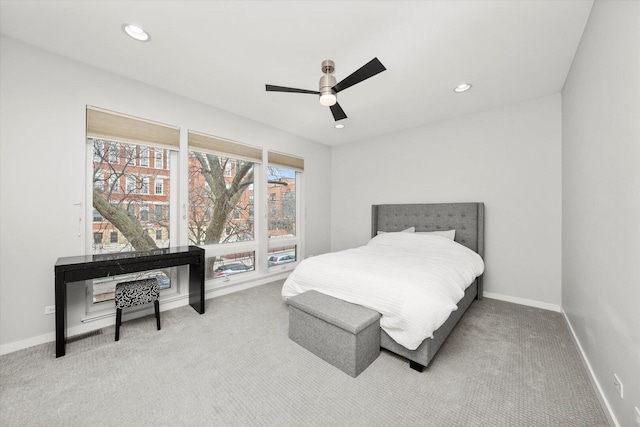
[320,93,337,107]
[122,24,150,42]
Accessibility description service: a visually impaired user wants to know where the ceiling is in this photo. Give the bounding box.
[0,0,593,146]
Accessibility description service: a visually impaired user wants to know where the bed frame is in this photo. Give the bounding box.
[371,202,485,371]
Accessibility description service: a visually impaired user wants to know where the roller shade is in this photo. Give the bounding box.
[188,130,262,163]
[86,106,180,149]
[268,151,304,171]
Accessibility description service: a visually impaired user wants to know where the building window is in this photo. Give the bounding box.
[140,177,150,195]
[94,173,104,191]
[93,140,104,162]
[140,204,149,222]
[154,148,163,169]
[108,142,120,163]
[155,229,163,240]
[125,144,137,164]
[140,146,150,167]
[154,204,163,221]
[110,231,118,243]
[155,178,164,195]
[108,174,119,193]
[125,176,136,194]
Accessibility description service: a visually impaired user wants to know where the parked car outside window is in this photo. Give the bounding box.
[214,263,253,277]
[268,254,296,266]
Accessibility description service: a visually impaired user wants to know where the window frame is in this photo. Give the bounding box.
[84,106,181,316]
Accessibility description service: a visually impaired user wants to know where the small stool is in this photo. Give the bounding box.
[114,278,160,341]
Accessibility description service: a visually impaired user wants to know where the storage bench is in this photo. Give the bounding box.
[287,290,381,377]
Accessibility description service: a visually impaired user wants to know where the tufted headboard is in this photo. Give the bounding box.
[371,202,484,258]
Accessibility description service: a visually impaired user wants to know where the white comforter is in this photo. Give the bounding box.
[282,232,485,350]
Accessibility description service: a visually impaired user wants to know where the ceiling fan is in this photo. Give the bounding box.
[266,57,386,121]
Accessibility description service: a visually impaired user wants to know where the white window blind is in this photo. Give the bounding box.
[188,130,262,163]
[268,151,304,171]
[86,106,180,149]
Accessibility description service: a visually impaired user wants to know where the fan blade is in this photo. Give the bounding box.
[330,102,347,121]
[266,84,320,95]
[333,57,386,93]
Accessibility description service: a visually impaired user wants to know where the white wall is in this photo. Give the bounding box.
[562,1,640,426]
[331,94,562,309]
[0,36,332,352]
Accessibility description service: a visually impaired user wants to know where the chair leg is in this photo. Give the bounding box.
[154,299,161,331]
[115,308,122,341]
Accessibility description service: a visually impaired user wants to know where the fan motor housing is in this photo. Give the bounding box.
[321,59,335,74]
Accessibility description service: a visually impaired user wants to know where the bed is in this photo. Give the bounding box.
[283,202,485,371]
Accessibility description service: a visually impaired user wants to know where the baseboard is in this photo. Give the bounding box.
[562,310,619,427]
[483,291,561,312]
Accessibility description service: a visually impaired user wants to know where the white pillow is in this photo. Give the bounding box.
[377,226,415,235]
[415,229,456,240]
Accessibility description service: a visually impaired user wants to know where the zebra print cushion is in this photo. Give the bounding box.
[115,278,160,309]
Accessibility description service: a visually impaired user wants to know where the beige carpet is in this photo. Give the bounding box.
[0,280,609,426]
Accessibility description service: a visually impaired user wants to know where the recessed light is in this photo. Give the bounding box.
[454,83,472,93]
[335,123,345,129]
[122,24,150,42]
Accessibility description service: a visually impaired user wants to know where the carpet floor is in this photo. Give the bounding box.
[0,280,609,426]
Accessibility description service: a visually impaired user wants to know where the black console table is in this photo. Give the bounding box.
[54,245,205,357]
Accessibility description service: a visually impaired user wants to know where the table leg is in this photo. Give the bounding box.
[188,253,205,314]
[55,274,66,357]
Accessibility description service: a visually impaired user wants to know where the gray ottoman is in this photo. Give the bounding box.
[288,290,381,377]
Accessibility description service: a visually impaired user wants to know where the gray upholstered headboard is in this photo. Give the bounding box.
[371,202,485,259]
[371,202,485,298]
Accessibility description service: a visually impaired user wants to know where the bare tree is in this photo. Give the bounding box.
[92,140,169,252]
[188,152,254,245]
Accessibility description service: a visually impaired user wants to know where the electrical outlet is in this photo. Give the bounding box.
[634,406,640,426]
[44,305,55,315]
[613,373,623,399]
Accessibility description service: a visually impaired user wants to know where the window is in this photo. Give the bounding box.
[125,176,136,193]
[267,166,297,239]
[140,146,150,167]
[125,144,136,164]
[154,204,163,221]
[87,106,179,304]
[187,131,260,245]
[188,130,263,281]
[140,177,150,195]
[108,142,120,163]
[87,109,306,301]
[93,140,104,162]
[108,174,120,193]
[267,151,303,270]
[154,148,163,169]
[207,251,255,280]
[93,173,104,191]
